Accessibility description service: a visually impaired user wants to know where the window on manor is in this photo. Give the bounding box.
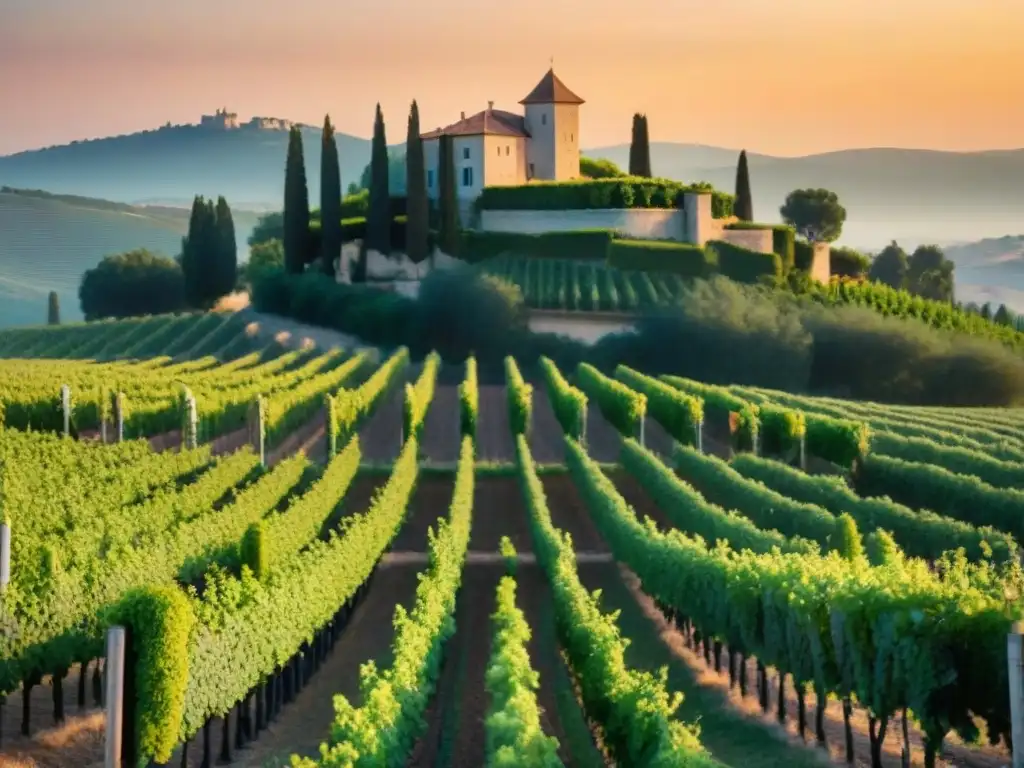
[506,146,510,155]
[528,163,535,179]
[463,147,470,160]
[541,114,547,125]
[427,170,434,187]
[462,167,473,187]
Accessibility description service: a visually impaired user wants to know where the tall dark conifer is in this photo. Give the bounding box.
[734,150,754,221]
[405,101,429,263]
[283,126,310,273]
[213,196,238,296]
[320,115,342,277]
[181,195,207,306]
[47,291,60,325]
[437,133,460,255]
[628,113,642,176]
[638,115,652,177]
[366,104,391,254]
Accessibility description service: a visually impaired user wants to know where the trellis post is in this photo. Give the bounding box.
[104,626,126,768]
[0,521,10,591]
[60,385,71,437]
[114,393,125,444]
[1009,621,1024,768]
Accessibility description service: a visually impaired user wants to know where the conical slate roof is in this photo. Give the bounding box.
[519,69,585,105]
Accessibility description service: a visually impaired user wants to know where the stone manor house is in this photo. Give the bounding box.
[421,68,584,205]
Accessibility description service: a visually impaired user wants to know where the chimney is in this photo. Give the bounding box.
[460,111,466,120]
[487,101,494,111]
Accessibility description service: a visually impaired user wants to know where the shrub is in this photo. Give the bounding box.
[476,177,734,218]
[830,246,871,278]
[416,266,529,364]
[607,239,711,277]
[580,156,625,178]
[460,230,614,264]
[706,240,782,284]
[79,249,187,320]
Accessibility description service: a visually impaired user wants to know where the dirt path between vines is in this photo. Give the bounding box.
[233,475,454,767]
[410,475,605,768]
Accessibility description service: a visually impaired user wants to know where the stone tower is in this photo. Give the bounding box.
[520,69,584,181]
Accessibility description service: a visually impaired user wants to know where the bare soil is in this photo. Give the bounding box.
[476,386,515,463]
[421,383,461,465]
[540,474,611,555]
[528,386,568,464]
[581,402,621,463]
[357,373,408,464]
[410,475,602,768]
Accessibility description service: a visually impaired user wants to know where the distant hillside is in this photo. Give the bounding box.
[0,124,402,210]
[943,235,1024,311]
[585,143,1024,250]
[2,124,1022,251]
[0,189,261,328]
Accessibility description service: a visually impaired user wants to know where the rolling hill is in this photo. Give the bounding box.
[0,189,261,327]
[0,122,1021,251]
[0,124,396,211]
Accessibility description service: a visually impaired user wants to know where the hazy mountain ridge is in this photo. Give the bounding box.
[2,125,1021,250]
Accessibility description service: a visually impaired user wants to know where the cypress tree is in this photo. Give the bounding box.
[437,133,460,255]
[628,113,642,176]
[734,150,754,221]
[405,101,430,263]
[366,104,391,255]
[181,195,207,306]
[283,126,310,274]
[320,115,342,277]
[638,114,652,177]
[47,291,60,325]
[214,196,238,297]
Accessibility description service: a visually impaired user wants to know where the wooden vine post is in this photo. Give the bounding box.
[181,389,198,450]
[0,519,10,591]
[60,384,71,437]
[696,418,704,455]
[799,433,807,471]
[249,397,266,467]
[1008,620,1024,768]
[114,393,126,444]
[104,626,126,768]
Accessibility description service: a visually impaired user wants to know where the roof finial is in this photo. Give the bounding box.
[550,55,554,69]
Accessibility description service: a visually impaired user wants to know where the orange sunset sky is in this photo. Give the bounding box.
[1,0,1022,157]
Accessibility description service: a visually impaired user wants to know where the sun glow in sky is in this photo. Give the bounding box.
[1,0,1022,156]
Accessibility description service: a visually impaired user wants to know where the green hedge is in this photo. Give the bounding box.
[476,177,735,218]
[725,223,796,272]
[794,239,815,271]
[307,215,415,256]
[607,239,711,277]
[460,229,614,264]
[706,240,782,284]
